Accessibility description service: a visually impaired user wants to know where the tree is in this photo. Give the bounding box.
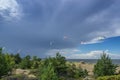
[19,55,32,69]
[4,53,15,72]
[94,53,117,77]
[31,56,41,69]
[0,48,14,78]
[38,53,67,79]
[40,63,58,80]
[14,53,22,64]
[44,53,67,77]
[67,64,88,78]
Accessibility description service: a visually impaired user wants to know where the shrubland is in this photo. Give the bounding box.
[0,48,88,80]
[0,47,119,80]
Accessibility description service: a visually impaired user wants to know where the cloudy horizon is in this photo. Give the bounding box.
[0,0,120,59]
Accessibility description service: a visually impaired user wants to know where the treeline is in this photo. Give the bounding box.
[0,48,119,80]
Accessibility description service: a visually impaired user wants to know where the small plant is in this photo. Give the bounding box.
[94,52,117,77]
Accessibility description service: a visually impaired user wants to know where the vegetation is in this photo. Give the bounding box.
[19,55,32,69]
[66,64,88,78]
[97,75,120,80]
[0,74,38,80]
[0,48,88,80]
[0,48,15,78]
[0,48,119,80]
[31,56,41,69]
[38,53,88,79]
[10,53,22,64]
[94,53,117,77]
[40,62,58,80]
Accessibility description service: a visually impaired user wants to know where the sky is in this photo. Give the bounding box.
[0,0,120,59]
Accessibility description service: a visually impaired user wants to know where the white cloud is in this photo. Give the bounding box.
[46,49,120,59]
[45,48,81,57]
[81,36,105,45]
[0,0,22,20]
[81,4,120,44]
[67,50,106,59]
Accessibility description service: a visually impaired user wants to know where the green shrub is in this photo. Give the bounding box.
[67,64,88,78]
[38,53,66,79]
[43,53,67,77]
[38,53,88,79]
[11,53,22,64]
[94,53,117,77]
[97,75,120,80]
[19,55,32,69]
[1,74,38,80]
[31,56,41,69]
[0,48,15,78]
[39,62,58,80]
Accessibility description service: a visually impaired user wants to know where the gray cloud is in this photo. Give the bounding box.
[0,0,120,57]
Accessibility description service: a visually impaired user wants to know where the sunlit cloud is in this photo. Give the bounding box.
[46,49,120,59]
[81,36,106,45]
[0,0,22,21]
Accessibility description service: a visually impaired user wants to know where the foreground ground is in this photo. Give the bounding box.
[11,61,120,80]
[73,61,120,76]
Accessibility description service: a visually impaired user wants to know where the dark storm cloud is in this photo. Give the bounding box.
[0,0,120,57]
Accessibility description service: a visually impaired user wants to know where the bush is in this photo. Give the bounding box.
[43,53,67,77]
[19,55,32,69]
[39,63,58,80]
[31,56,41,69]
[94,53,117,77]
[39,53,67,79]
[38,53,88,79]
[13,53,22,64]
[97,75,120,80]
[67,64,88,78]
[0,48,15,78]
[1,74,38,80]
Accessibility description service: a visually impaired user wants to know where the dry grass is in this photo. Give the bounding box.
[70,61,120,76]
[116,66,120,73]
[12,69,36,78]
[72,62,94,75]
